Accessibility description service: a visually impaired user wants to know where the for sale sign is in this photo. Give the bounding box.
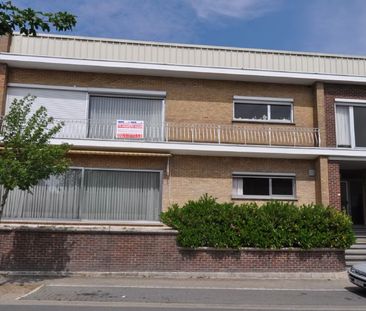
[116,120,144,139]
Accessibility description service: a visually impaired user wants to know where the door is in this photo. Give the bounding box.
[341,181,350,214]
[343,180,365,225]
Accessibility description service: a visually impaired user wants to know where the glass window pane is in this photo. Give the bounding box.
[88,96,163,141]
[82,170,161,221]
[272,178,293,196]
[354,107,366,147]
[270,105,291,121]
[336,106,351,147]
[243,177,269,195]
[234,103,268,120]
[3,169,82,220]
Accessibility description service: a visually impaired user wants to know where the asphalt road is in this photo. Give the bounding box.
[0,283,365,311]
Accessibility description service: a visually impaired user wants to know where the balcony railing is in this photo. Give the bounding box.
[51,119,320,147]
[0,118,321,147]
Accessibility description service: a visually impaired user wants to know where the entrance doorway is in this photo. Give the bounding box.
[341,180,365,225]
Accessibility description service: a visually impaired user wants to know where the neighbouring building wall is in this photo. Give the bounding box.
[0,64,8,115]
[0,35,11,53]
[0,36,11,114]
[8,68,316,128]
[325,83,366,147]
[169,155,317,207]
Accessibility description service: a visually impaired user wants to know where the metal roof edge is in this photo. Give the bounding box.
[11,32,366,61]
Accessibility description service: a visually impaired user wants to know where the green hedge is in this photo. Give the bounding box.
[160,194,355,249]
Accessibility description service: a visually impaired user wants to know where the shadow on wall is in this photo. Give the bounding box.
[0,230,72,272]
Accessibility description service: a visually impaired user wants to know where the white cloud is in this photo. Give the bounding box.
[187,0,282,20]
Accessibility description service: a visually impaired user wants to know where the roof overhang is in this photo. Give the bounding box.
[2,53,366,86]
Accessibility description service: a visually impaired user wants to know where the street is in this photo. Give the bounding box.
[0,275,366,310]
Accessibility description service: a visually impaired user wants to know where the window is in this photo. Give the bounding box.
[233,96,293,123]
[2,168,162,222]
[88,95,164,141]
[232,173,296,199]
[336,101,366,148]
[6,86,166,142]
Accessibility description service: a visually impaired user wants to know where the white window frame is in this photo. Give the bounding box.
[233,96,294,124]
[335,99,366,149]
[232,172,296,200]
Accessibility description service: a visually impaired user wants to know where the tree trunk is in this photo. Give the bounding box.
[0,188,10,221]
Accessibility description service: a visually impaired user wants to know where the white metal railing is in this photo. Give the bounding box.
[164,123,320,147]
[0,118,321,147]
[57,119,321,147]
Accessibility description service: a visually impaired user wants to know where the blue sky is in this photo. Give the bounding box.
[11,0,366,55]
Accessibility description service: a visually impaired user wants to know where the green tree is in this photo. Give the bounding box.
[0,1,76,36]
[0,96,70,220]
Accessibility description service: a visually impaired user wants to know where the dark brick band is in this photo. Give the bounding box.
[0,228,345,273]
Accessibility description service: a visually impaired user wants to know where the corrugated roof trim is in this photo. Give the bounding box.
[8,33,366,77]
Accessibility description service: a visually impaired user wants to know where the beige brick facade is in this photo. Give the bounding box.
[8,68,315,128]
[3,68,330,209]
[69,154,318,210]
[314,82,327,147]
[0,35,359,272]
[315,156,329,206]
[169,155,316,207]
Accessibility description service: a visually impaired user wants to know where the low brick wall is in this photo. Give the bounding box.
[0,226,345,273]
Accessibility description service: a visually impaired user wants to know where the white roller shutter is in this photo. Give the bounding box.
[6,87,88,139]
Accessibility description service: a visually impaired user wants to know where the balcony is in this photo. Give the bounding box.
[46,120,320,148]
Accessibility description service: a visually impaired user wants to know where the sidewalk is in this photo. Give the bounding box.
[0,270,349,280]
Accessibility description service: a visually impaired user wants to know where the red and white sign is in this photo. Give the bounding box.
[116,120,144,139]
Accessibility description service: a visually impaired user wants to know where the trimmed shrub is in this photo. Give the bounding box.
[160,194,355,249]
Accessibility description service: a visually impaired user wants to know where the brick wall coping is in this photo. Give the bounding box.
[0,223,177,235]
[0,224,346,252]
[179,247,345,252]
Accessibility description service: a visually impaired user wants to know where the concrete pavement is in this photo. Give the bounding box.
[0,274,365,310]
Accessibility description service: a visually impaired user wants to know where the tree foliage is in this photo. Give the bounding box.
[0,96,70,219]
[0,1,76,36]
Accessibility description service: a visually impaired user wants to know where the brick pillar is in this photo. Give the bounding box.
[0,35,10,115]
[314,82,327,147]
[316,156,329,206]
[328,161,341,210]
[0,64,8,115]
[0,35,11,53]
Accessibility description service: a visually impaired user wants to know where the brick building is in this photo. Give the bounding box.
[0,33,365,227]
